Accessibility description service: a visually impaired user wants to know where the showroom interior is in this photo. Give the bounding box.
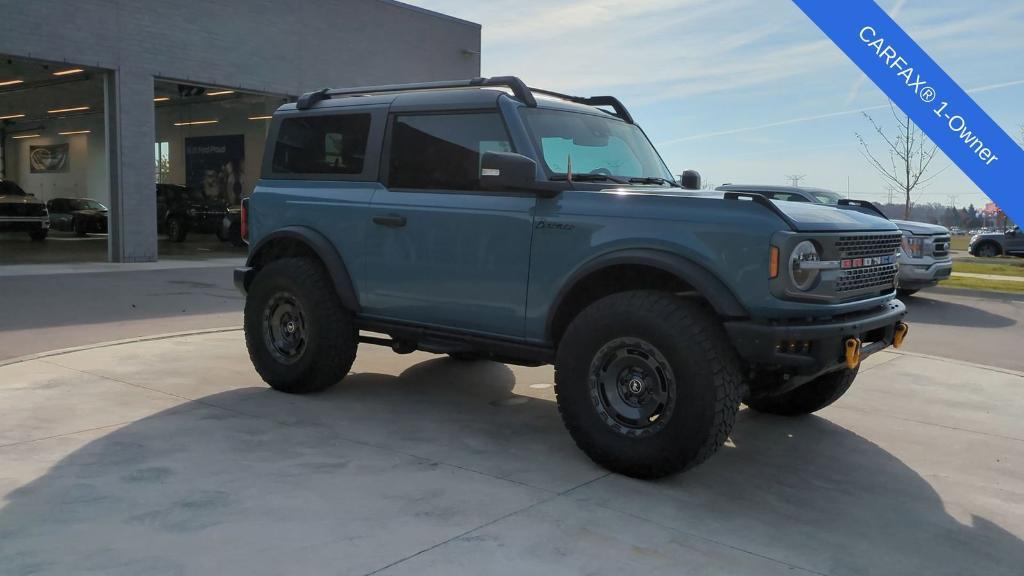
[0,0,480,264]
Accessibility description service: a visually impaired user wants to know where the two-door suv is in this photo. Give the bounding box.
[236,76,909,478]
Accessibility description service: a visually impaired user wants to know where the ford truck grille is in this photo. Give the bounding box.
[931,235,950,258]
[835,233,903,258]
[836,263,899,293]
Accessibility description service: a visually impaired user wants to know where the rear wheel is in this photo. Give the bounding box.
[744,367,858,416]
[244,257,358,394]
[554,290,742,479]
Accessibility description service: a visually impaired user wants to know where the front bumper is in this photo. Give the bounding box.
[898,258,952,288]
[724,299,906,379]
[0,217,49,232]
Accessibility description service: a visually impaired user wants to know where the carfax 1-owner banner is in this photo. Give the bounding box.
[792,0,1022,223]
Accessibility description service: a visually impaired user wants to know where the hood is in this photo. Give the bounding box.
[772,200,898,232]
[592,187,899,232]
[0,194,44,206]
[890,219,949,235]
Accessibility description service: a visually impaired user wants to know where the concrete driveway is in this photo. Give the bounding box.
[1,331,1022,575]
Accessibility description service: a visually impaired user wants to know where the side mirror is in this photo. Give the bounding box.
[680,170,702,190]
[480,151,538,192]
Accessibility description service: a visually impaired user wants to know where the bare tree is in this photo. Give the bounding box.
[855,102,943,219]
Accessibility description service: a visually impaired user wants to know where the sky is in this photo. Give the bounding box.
[403,0,1023,208]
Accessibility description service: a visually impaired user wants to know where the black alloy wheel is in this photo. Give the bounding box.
[588,337,676,437]
[262,292,308,365]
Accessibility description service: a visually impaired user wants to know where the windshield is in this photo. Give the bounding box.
[811,190,843,204]
[521,108,675,184]
[73,199,107,211]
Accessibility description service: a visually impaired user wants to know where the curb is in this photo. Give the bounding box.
[884,348,1024,378]
[0,326,243,368]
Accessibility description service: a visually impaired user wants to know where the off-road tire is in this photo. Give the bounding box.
[244,257,357,394]
[744,367,858,416]
[896,288,919,298]
[554,290,742,479]
[28,228,48,241]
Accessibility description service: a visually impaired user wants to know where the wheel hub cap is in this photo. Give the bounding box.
[263,292,307,364]
[588,337,677,437]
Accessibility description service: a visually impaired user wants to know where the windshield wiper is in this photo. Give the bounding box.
[551,173,631,184]
[628,177,678,187]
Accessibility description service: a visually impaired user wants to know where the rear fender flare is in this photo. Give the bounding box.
[247,226,360,312]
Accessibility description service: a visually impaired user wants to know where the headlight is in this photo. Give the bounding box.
[901,233,924,258]
[187,207,198,217]
[789,240,822,291]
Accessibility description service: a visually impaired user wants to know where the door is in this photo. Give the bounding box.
[364,111,536,338]
[1005,227,1024,254]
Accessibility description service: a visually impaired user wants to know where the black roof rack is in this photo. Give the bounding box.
[293,76,636,123]
[528,88,634,124]
[295,76,537,109]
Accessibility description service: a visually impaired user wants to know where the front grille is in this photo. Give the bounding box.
[0,203,47,217]
[836,263,899,293]
[835,233,903,258]
[931,235,950,258]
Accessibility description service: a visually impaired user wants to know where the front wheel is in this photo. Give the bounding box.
[554,291,742,479]
[28,228,48,241]
[744,367,858,416]
[975,242,1000,258]
[244,257,358,394]
[896,288,919,298]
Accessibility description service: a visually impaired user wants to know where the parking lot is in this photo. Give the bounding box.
[1,284,1023,575]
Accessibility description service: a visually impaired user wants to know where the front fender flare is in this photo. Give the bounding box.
[546,248,747,338]
[247,226,360,312]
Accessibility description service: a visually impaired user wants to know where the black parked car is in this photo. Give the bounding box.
[46,197,109,236]
[155,184,228,242]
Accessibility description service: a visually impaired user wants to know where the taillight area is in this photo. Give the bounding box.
[240,197,249,242]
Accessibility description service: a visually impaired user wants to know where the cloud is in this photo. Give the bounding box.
[658,78,1024,146]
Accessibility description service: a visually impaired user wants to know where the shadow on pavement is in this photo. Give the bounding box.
[0,357,1021,574]
[904,292,1016,328]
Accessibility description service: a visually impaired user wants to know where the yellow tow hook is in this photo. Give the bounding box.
[893,322,909,349]
[844,338,862,370]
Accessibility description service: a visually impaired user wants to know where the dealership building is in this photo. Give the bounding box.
[0,0,479,262]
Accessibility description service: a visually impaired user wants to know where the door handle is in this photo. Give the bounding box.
[373,214,407,228]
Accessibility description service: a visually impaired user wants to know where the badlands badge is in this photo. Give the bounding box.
[841,254,896,269]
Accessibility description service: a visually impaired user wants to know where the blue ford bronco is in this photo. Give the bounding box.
[236,76,909,478]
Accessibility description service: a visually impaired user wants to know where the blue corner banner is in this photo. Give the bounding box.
[791,0,1022,222]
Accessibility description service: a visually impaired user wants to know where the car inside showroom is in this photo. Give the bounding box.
[0,0,480,264]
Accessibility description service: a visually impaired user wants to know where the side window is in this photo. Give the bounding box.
[388,113,512,191]
[272,114,371,175]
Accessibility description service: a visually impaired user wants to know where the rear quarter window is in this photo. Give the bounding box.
[272,114,372,176]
